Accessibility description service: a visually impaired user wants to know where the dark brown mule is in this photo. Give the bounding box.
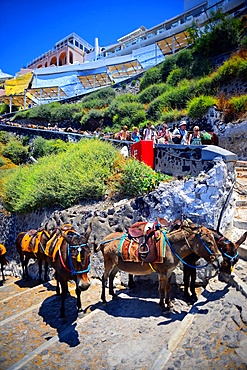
[0,243,9,282]
[183,230,247,302]
[15,228,50,282]
[45,224,92,318]
[97,221,224,311]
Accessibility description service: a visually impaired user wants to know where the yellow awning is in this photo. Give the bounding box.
[5,72,33,96]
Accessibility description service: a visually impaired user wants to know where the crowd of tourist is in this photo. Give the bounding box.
[0,117,216,145]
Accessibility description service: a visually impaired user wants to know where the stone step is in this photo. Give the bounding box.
[236,160,247,167]
[233,204,247,229]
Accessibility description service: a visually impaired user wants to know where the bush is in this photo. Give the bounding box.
[105,101,146,127]
[139,66,162,90]
[137,83,167,104]
[187,95,216,118]
[3,140,118,212]
[0,131,12,145]
[109,157,171,197]
[32,137,68,159]
[160,109,185,124]
[227,95,247,115]
[0,157,5,167]
[0,103,9,115]
[166,68,184,86]
[2,140,29,165]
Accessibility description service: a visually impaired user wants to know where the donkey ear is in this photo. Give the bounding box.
[235,231,247,249]
[157,217,170,227]
[84,223,92,241]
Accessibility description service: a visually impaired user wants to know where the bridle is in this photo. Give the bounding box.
[59,242,91,275]
[217,236,239,267]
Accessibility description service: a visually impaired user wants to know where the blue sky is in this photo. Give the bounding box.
[1,0,184,76]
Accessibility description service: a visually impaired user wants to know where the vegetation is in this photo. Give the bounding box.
[0,139,171,213]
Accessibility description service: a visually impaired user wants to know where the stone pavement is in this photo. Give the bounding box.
[0,257,247,370]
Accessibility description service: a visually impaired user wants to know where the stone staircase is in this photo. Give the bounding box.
[232,161,247,259]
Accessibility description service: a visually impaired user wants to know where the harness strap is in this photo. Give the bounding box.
[149,263,157,272]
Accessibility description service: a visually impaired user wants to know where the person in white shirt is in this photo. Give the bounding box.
[143,122,156,142]
[172,121,189,145]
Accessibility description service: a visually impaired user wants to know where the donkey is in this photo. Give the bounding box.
[97,221,224,311]
[45,223,92,318]
[183,230,247,302]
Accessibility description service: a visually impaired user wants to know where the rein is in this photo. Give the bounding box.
[59,243,91,275]
[162,230,209,269]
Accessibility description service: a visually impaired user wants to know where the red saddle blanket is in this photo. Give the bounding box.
[118,230,166,263]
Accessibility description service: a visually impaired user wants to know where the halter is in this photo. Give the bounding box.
[59,243,91,275]
[217,237,239,265]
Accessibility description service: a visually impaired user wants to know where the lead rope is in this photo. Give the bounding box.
[163,231,209,269]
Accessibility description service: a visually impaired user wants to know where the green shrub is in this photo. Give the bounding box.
[32,137,68,159]
[112,158,171,197]
[187,95,216,118]
[139,66,162,90]
[160,56,177,82]
[3,140,118,212]
[137,83,167,104]
[166,68,184,86]
[80,109,105,126]
[0,157,5,167]
[160,109,184,123]
[0,131,12,145]
[105,101,146,127]
[0,103,9,115]
[194,76,213,96]
[2,141,28,165]
[228,95,247,114]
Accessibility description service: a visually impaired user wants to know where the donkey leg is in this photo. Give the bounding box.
[158,274,169,311]
[1,263,5,281]
[44,261,49,282]
[165,275,173,310]
[190,267,198,302]
[109,266,119,299]
[59,279,68,318]
[55,271,60,295]
[75,286,82,312]
[183,265,191,301]
[128,274,135,289]
[24,257,31,280]
[101,259,113,303]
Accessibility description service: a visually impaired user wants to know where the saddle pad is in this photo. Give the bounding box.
[21,233,36,253]
[0,243,6,256]
[118,231,166,263]
[45,229,72,262]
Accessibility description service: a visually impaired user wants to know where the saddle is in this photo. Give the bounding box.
[21,230,47,254]
[118,222,166,263]
[45,225,75,261]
